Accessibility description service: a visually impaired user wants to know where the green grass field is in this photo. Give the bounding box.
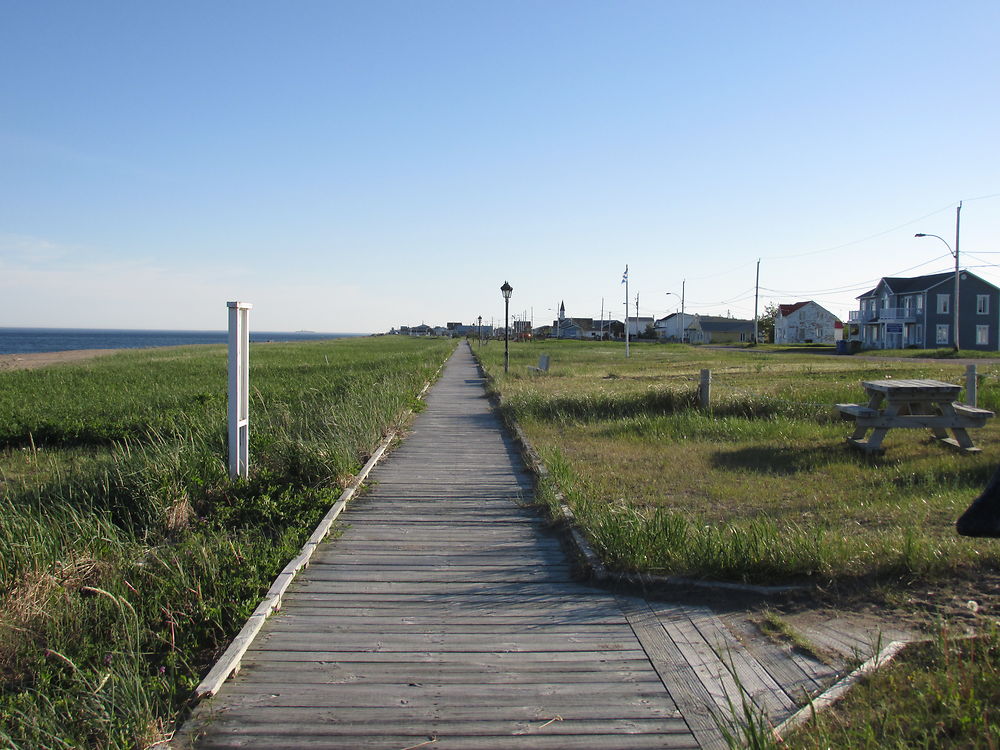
[477,339,1000,584]
[0,336,454,748]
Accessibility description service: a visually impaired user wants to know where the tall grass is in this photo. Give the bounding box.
[0,336,454,748]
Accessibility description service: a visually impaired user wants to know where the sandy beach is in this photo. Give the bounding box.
[0,348,120,371]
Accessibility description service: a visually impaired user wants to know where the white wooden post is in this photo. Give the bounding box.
[228,301,252,478]
[966,364,978,407]
[699,368,712,409]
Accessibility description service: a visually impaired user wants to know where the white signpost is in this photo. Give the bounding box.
[227,301,252,479]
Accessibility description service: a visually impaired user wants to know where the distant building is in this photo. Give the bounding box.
[625,316,654,338]
[686,315,754,344]
[653,313,696,342]
[775,301,843,345]
[850,270,1000,350]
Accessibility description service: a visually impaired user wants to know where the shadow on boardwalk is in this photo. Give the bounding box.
[176,344,911,750]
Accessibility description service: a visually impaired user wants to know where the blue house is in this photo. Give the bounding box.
[851,271,1000,350]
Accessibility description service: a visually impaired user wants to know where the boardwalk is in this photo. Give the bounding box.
[178,344,902,749]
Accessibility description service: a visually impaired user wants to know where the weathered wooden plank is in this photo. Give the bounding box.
[196,715,691,737]
[297,567,574,583]
[720,615,827,702]
[262,612,627,626]
[651,603,743,711]
[310,549,568,570]
[288,581,595,595]
[237,663,664,684]
[264,619,634,636]
[617,596,728,750]
[214,681,680,704]
[253,633,643,652]
[245,649,653,664]
[675,603,798,718]
[277,592,609,607]
[248,644,646,670]
[192,732,698,750]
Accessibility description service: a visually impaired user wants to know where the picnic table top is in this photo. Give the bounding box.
[861,378,961,396]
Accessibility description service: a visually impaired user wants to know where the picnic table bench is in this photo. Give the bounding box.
[836,378,994,454]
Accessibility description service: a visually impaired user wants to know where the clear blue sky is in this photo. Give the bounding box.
[2,1,999,332]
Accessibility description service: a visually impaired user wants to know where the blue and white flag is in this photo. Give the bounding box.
[621,265,628,284]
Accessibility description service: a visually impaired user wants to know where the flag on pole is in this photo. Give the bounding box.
[621,265,628,284]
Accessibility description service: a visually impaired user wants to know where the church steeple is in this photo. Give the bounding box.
[559,300,565,320]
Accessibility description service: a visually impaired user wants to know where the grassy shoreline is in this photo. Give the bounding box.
[0,336,455,748]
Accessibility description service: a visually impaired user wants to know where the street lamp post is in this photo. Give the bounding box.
[665,281,686,342]
[916,202,962,352]
[477,315,482,348]
[501,281,513,373]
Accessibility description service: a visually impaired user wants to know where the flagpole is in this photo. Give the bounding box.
[624,266,630,358]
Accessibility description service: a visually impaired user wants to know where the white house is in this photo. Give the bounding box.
[774,302,843,345]
[654,313,696,342]
[626,316,654,337]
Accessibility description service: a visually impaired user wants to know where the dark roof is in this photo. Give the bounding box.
[697,316,754,333]
[857,272,954,298]
[778,301,810,316]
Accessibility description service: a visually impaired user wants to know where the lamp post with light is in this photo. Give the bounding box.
[501,281,513,373]
[665,289,686,342]
[916,202,961,352]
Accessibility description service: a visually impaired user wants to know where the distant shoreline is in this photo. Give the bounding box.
[0,336,368,372]
[0,348,121,371]
[0,327,368,357]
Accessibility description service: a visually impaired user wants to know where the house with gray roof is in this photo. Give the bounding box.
[851,270,999,350]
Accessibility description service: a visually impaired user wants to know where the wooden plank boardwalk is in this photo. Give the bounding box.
[177,344,898,749]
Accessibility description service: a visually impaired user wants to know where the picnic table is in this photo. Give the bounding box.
[836,378,994,454]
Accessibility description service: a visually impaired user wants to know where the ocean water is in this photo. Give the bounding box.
[0,327,367,355]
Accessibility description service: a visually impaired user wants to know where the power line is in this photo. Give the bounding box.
[753,254,954,301]
[766,203,960,261]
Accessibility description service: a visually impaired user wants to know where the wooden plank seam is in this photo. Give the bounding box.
[190,352,452,702]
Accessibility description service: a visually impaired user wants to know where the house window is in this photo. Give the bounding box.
[977,325,989,346]
[937,294,950,314]
[936,324,950,345]
[915,295,923,311]
[978,295,990,315]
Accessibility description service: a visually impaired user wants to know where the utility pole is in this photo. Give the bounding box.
[753,259,761,344]
[681,279,686,343]
[954,202,962,353]
[600,297,604,340]
[624,266,630,358]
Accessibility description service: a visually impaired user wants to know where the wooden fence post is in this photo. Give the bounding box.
[228,301,252,478]
[966,364,978,407]
[699,368,712,409]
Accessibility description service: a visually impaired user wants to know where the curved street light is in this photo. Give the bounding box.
[501,281,513,373]
[915,232,959,352]
[665,285,686,342]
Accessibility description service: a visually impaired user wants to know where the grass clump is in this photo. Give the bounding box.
[0,336,454,748]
